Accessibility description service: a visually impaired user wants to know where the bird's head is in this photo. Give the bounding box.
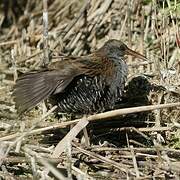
[101,39,148,61]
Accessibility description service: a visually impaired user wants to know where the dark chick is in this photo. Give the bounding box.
[13,39,147,114]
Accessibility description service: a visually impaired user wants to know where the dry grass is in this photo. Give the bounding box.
[0,0,180,179]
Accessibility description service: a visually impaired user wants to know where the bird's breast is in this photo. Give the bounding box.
[110,59,128,95]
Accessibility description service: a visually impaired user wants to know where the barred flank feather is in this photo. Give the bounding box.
[50,75,123,114]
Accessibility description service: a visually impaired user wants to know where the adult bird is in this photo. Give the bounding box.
[13,39,147,114]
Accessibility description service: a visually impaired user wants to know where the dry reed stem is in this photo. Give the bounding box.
[73,142,131,174]
[130,145,140,178]
[51,119,89,158]
[0,102,179,142]
[43,0,49,66]
[24,146,67,179]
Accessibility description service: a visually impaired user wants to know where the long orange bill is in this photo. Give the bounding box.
[125,47,148,61]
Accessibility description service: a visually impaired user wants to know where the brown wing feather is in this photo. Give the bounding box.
[13,70,77,114]
[13,55,106,114]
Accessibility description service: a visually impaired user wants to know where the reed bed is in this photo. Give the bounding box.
[0,0,180,179]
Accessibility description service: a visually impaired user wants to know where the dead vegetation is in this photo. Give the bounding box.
[0,0,180,179]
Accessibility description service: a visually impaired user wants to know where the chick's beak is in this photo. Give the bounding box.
[125,47,148,61]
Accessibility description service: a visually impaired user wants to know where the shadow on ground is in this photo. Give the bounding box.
[90,75,154,146]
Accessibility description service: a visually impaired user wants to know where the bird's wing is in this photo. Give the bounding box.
[13,64,80,114]
[73,54,111,76]
[13,55,107,114]
[49,55,105,76]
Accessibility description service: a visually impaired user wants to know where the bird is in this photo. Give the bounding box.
[13,39,148,115]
